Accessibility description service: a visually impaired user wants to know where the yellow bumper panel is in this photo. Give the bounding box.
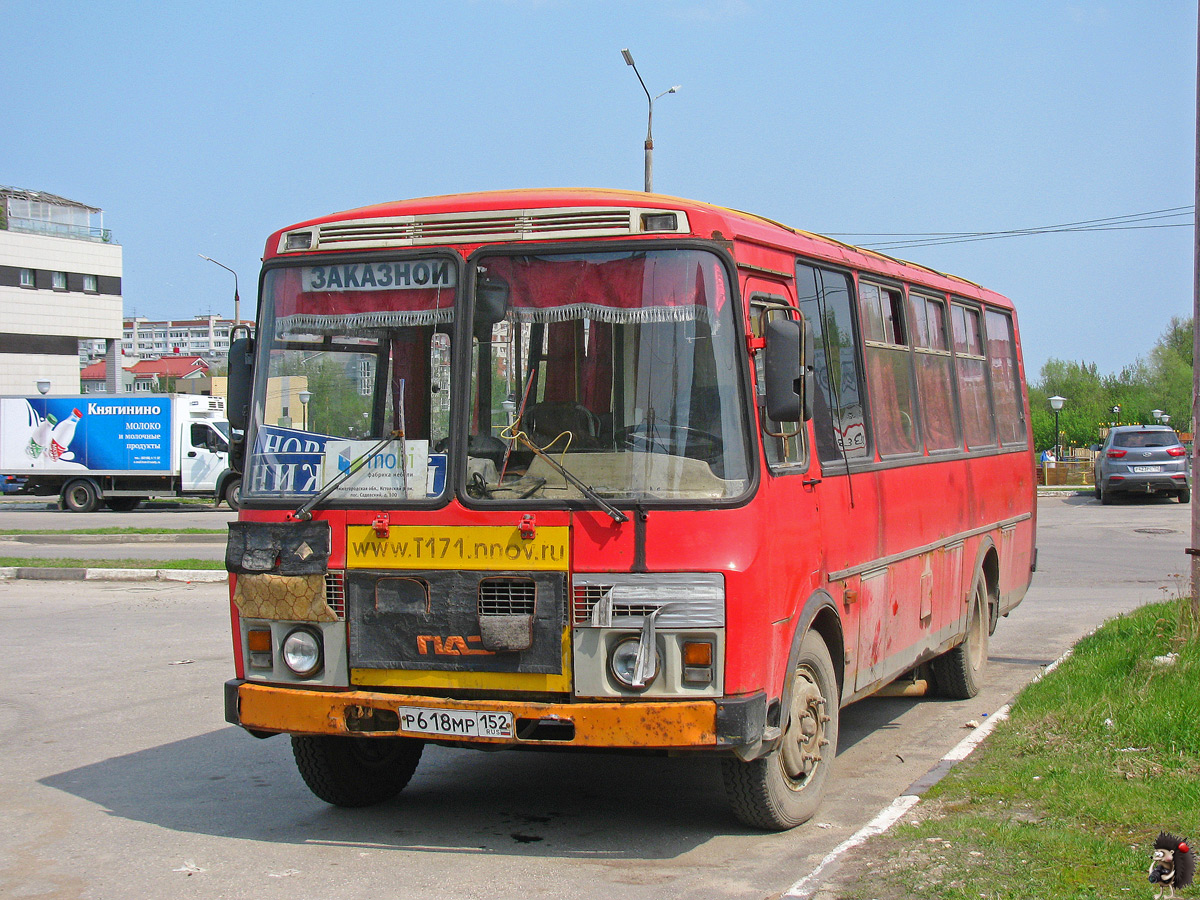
[235,682,718,749]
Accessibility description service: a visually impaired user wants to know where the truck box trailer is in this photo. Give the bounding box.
[0,394,239,511]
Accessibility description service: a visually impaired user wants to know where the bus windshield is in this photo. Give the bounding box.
[467,248,751,503]
[244,256,457,502]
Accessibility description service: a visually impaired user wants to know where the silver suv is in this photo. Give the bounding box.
[1094,425,1190,504]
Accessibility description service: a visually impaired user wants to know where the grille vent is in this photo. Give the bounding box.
[324,571,346,619]
[572,584,658,623]
[282,206,688,253]
[479,577,537,617]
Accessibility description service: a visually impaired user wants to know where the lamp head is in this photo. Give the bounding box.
[621,49,635,66]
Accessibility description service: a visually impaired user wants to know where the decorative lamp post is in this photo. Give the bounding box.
[1153,408,1165,424]
[1163,414,1172,425]
[1048,395,1065,460]
[199,254,242,328]
[36,379,51,395]
[298,390,312,430]
[621,49,680,193]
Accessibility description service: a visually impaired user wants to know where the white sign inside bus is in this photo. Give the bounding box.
[302,260,456,292]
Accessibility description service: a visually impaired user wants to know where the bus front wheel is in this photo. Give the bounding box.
[291,735,423,807]
[933,576,989,699]
[722,630,839,830]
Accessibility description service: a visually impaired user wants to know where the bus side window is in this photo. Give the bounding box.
[750,295,806,470]
[910,293,960,452]
[951,302,996,449]
[985,309,1026,445]
[796,262,868,465]
[859,282,920,458]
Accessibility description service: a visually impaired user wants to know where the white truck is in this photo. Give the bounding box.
[0,394,240,512]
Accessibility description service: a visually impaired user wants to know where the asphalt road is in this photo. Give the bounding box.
[0,493,1190,899]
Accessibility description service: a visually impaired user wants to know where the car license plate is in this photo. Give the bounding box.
[397,706,514,739]
[1132,465,1162,473]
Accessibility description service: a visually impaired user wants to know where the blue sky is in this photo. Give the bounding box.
[5,1,1194,379]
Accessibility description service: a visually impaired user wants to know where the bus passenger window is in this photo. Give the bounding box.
[951,302,996,449]
[910,294,959,452]
[985,309,1026,444]
[860,283,920,457]
[796,263,868,465]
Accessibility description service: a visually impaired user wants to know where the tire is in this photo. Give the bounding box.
[933,576,989,699]
[1179,487,1191,504]
[1100,485,1113,505]
[62,479,101,513]
[222,478,241,511]
[722,631,839,830]
[106,497,141,511]
[291,735,423,807]
[1093,479,1101,500]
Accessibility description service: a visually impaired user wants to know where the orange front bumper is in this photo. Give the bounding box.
[229,680,723,749]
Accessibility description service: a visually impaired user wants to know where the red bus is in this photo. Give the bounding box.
[223,189,1035,829]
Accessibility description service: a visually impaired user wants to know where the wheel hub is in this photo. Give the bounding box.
[781,669,826,783]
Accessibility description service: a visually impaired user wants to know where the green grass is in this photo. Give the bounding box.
[836,598,1200,900]
[0,557,224,569]
[0,527,224,535]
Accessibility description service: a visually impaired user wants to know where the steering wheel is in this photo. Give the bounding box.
[617,422,722,460]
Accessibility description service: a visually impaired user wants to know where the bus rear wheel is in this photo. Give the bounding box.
[722,630,838,830]
[933,576,989,699]
[291,735,423,807]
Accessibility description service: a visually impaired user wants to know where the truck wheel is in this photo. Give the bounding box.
[62,479,101,513]
[933,576,989,699]
[291,735,423,807]
[722,630,838,830]
[223,478,241,511]
[106,497,141,511]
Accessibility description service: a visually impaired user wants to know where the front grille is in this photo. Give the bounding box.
[324,571,346,619]
[478,577,537,616]
[571,584,659,623]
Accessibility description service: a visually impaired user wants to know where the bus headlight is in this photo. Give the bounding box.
[609,636,659,690]
[281,627,323,677]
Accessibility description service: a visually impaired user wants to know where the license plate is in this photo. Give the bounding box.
[1132,465,1162,473]
[397,706,514,739]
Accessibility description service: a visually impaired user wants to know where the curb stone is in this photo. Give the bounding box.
[0,567,226,583]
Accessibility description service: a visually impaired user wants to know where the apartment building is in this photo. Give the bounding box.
[0,186,122,394]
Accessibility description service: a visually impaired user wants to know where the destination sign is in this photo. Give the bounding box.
[302,260,456,292]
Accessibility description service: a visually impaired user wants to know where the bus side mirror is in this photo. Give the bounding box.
[227,337,255,471]
[764,318,813,423]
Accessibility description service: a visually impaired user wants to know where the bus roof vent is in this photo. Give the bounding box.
[278,207,690,253]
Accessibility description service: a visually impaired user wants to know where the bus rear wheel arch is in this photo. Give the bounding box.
[721,629,839,830]
[291,734,424,807]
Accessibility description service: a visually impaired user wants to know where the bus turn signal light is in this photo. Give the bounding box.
[682,640,713,686]
[247,628,272,670]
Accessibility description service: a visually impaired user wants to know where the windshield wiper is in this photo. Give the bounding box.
[291,430,403,521]
[515,434,628,524]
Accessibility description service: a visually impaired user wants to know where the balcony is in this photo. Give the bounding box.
[3,216,116,244]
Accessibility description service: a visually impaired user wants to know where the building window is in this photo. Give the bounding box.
[19,268,35,288]
[83,274,98,293]
[52,271,67,291]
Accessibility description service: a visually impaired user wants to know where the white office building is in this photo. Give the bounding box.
[0,186,123,394]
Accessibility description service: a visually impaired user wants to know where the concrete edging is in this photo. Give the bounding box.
[0,567,227,583]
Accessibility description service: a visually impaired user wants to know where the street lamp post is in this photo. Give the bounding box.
[621,49,679,193]
[36,379,51,395]
[1048,395,1065,461]
[199,254,242,328]
[298,390,311,430]
[1153,408,1165,424]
